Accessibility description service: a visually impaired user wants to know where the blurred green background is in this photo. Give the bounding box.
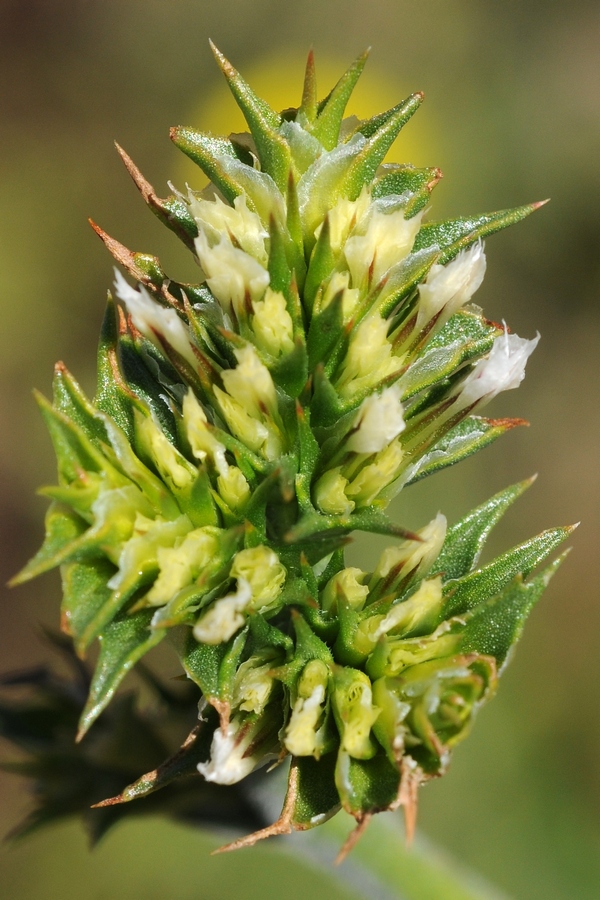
[1,1,599,897]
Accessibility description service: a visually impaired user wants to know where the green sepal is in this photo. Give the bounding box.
[432,478,535,582]
[405,416,527,486]
[413,202,544,265]
[312,51,369,150]
[170,128,244,207]
[211,43,292,193]
[94,714,218,807]
[53,364,108,448]
[115,333,178,443]
[10,503,86,586]
[333,599,365,667]
[35,392,124,487]
[372,163,442,201]
[289,755,341,829]
[247,614,294,657]
[303,214,336,313]
[460,554,567,665]
[78,608,165,739]
[341,92,424,200]
[175,628,243,705]
[216,628,249,708]
[95,295,137,440]
[442,526,575,620]
[61,558,115,654]
[271,611,332,691]
[307,287,345,371]
[294,403,319,513]
[335,750,400,816]
[270,336,309,400]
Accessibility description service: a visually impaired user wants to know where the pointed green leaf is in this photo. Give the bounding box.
[304,214,336,313]
[170,128,244,207]
[312,51,369,150]
[95,295,136,440]
[271,335,309,399]
[61,557,115,651]
[431,479,535,582]
[298,49,318,126]
[211,43,292,192]
[78,609,164,738]
[442,526,575,620]
[93,715,217,806]
[341,93,424,200]
[461,555,567,665]
[413,202,546,265]
[10,503,86,586]
[307,288,345,370]
[406,416,527,487]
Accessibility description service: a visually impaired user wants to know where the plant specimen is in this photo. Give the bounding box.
[7,46,573,859]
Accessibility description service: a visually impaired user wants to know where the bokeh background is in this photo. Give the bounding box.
[1,1,599,898]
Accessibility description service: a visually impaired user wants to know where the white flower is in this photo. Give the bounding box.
[346,384,406,454]
[251,288,294,358]
[182,390,229,477]
[190,193,268,264]
[314,185,371,253]
[193,578,252,645]
[197,714,267,785]
[195,231,269,317]
[372,512,447,584]
[320,271,360,320]
[313,468,355,517]
[146,526,222,606]
[344,206,422,292]
[456,327,540,410]
[221,345,278,419]
[415,242,487,333]
[284,684,326,757]
[230,545,286,610]
[113,269,197,367]
[344,439,404,507]
[336,314,403,399]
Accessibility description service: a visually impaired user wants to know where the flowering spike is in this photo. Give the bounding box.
[10,46,572,857]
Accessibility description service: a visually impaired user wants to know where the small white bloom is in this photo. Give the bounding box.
[190,193,268,264]
[321,567,369,613]
[197,714,261,785]
[372,512,447,584]
[346,384,406,454]
[344,206,422,292]
[233,655,277,714]
[313,468,355,517]
[336,314,402,399]
[314,185,371,253]
[146,526,222,606]
[221,345,278,419]
[182,390,229,477]
[344,440,404,507]
[230,545,286,611]
[195,230,269,317]
[193,577,252,645]
[284,684,326,757]
[134,411,196,490]
[373,577,443,640]
[217,465,250,512]
[113,269,197,367]
[415,242,487,333]
[320,271,360,320]
[251,288,294,358]
[456,327,540,410]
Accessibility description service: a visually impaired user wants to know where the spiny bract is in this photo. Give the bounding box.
[13,46,573,855]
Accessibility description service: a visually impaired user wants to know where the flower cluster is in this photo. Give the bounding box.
[13,46,571,854]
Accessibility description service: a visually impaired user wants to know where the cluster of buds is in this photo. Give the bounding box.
[12,46,573,855]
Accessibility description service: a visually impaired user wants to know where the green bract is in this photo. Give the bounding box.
[12,46,573,855]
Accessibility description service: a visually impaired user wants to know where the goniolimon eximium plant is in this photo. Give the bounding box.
[9,45,574,859]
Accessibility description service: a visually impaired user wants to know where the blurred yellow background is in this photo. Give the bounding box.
[1,1,599,898]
